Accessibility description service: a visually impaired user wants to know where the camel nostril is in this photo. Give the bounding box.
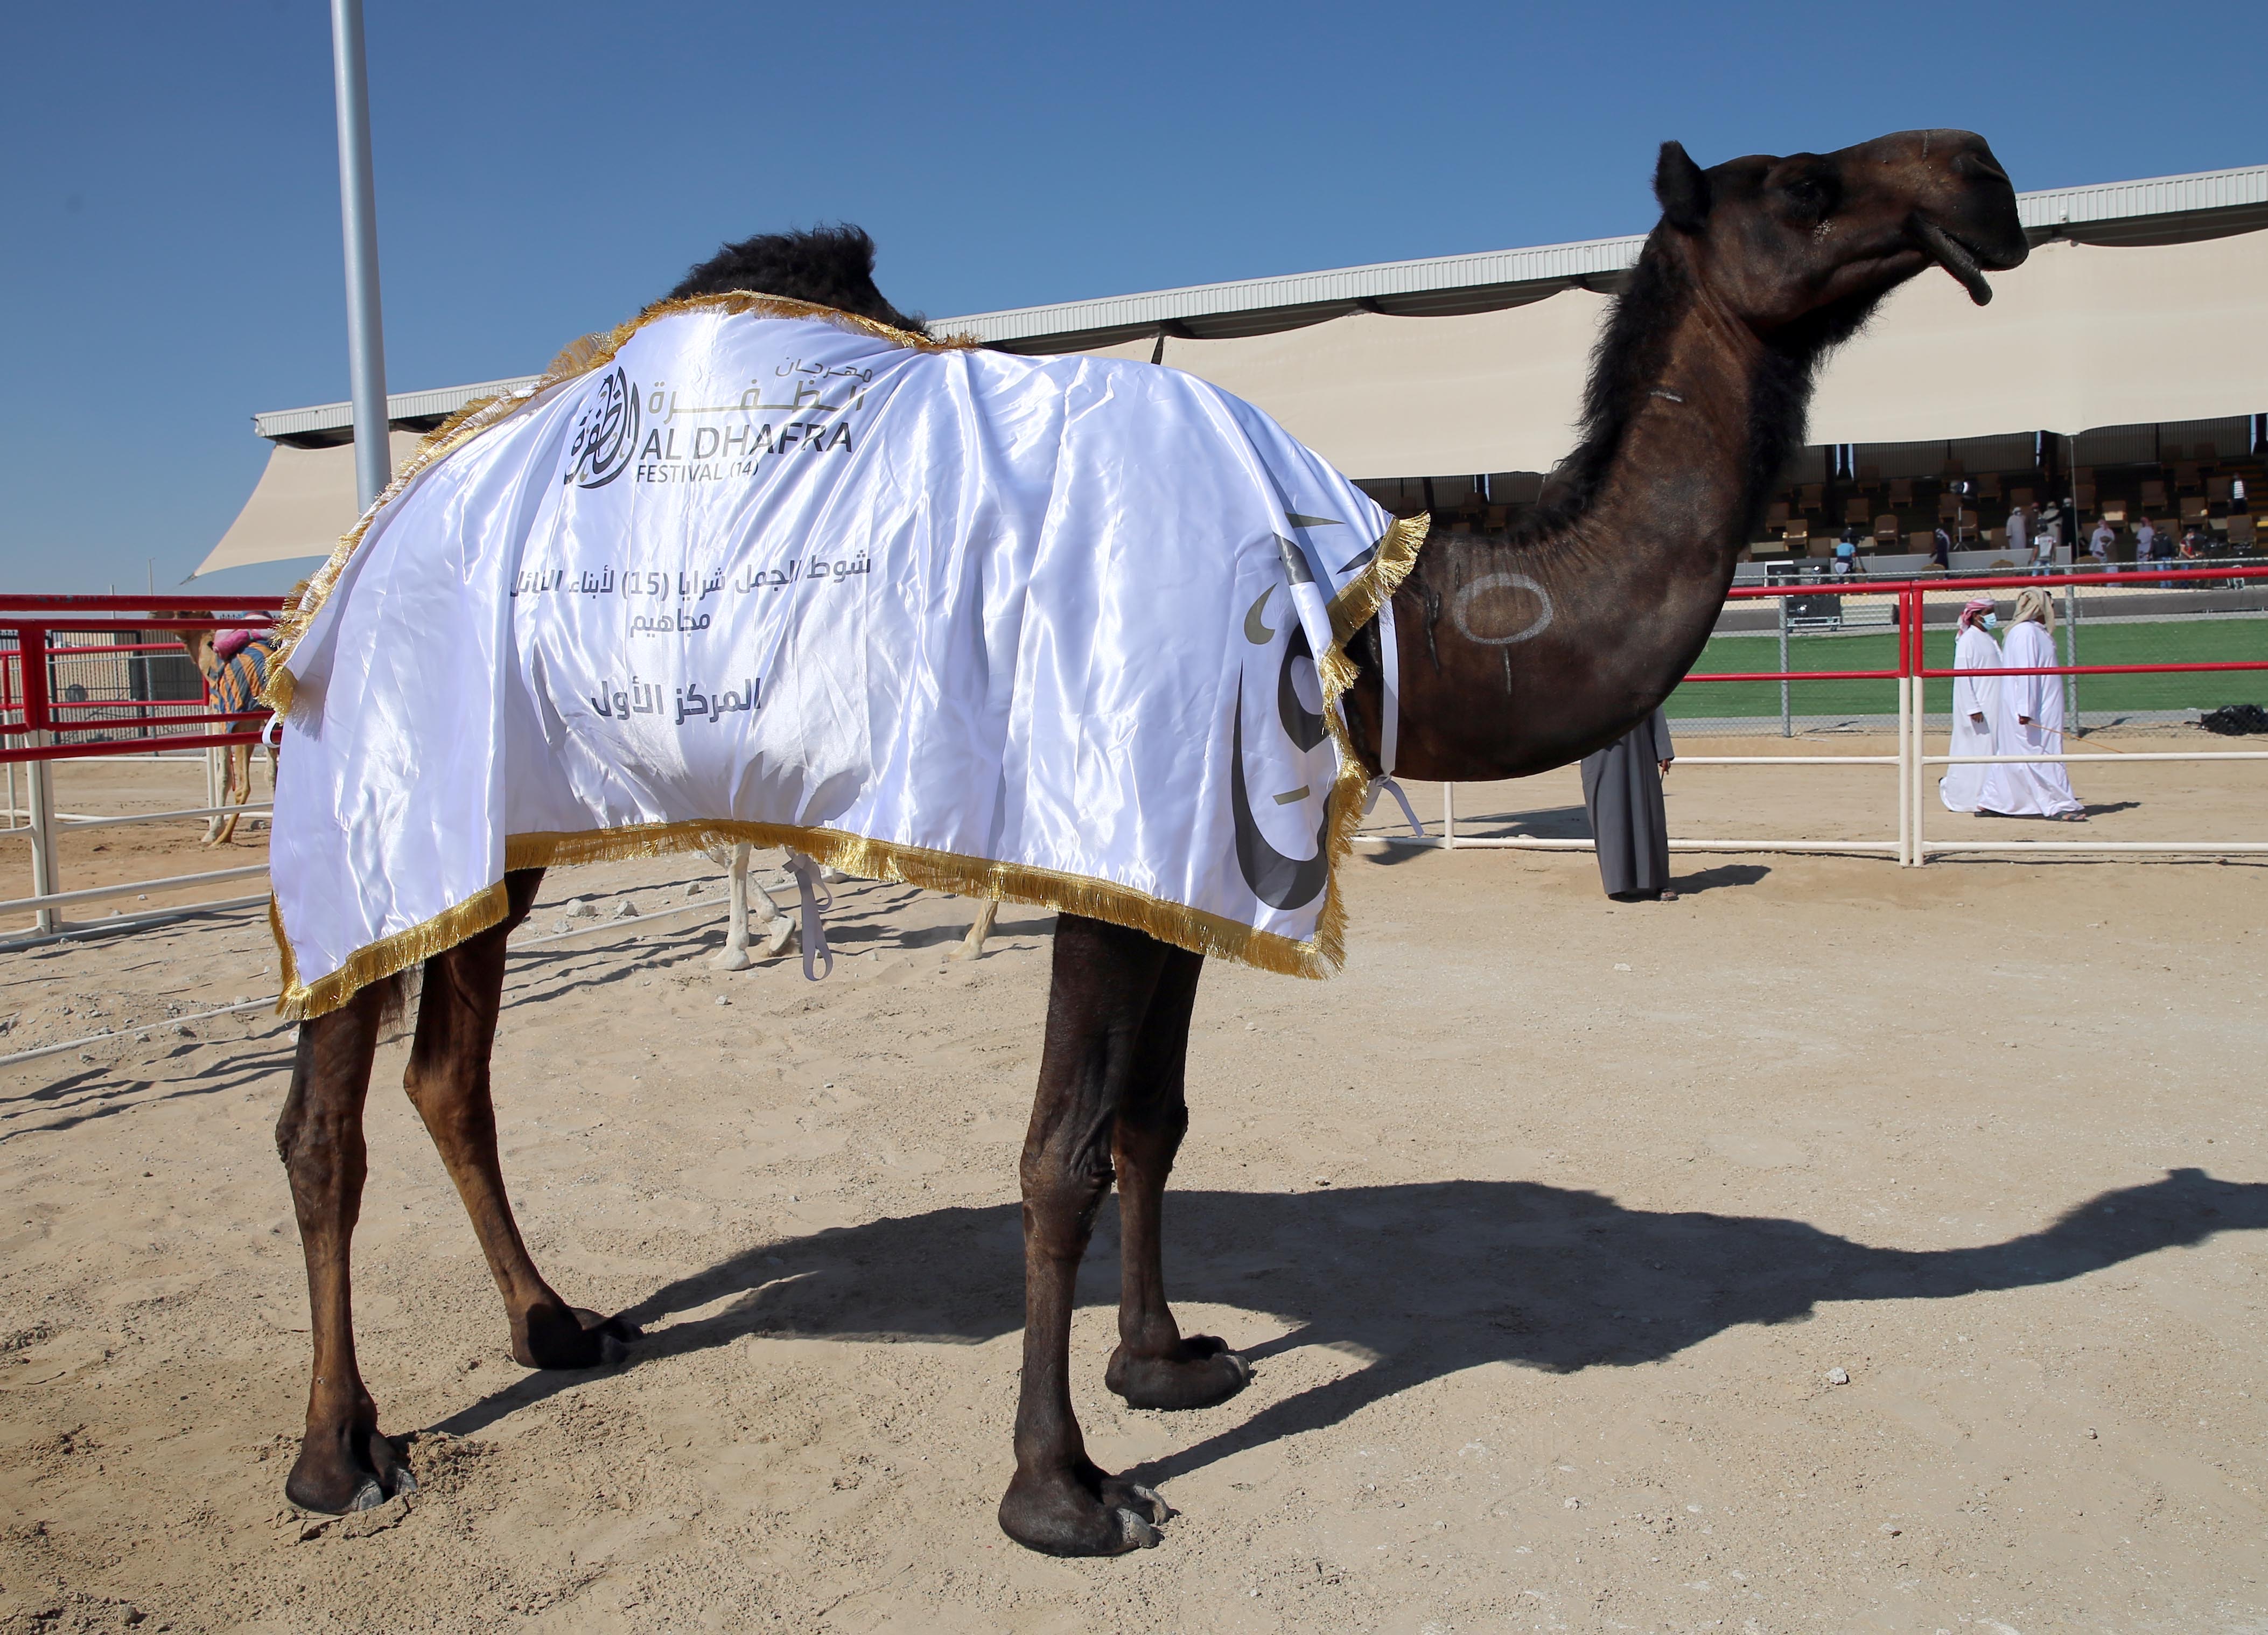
[1954,151,2008,185]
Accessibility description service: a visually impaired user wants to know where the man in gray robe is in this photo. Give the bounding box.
[1580,707,1676,901]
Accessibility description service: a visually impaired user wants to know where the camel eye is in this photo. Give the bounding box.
[1781,175,1836,220]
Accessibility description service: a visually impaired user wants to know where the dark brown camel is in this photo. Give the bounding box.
[271,137,2028,1554]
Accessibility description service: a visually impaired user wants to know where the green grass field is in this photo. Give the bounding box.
[1666,616,2268,720]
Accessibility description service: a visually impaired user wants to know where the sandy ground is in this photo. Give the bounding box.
[2,748,2265,1633]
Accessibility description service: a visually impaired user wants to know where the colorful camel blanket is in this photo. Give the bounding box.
[207,640,274,716]
[264,295,1423,1018]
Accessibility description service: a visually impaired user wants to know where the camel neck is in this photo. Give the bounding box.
[1355,259,1808,783]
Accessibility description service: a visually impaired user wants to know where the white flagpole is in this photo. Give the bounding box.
[330,0,390,512]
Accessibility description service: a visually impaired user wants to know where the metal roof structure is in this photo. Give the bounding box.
[253,161,2264,438]
[253,375,540,447]
[941,163,2268,352]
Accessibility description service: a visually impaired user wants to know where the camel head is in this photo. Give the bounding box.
[1650,128,2028,348]
[177,627,219,676]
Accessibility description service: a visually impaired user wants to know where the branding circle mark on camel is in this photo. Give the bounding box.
[264,296,1425,1018]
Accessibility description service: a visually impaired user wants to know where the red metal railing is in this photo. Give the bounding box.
[1,596,290,765]
[1683,565,2268,687]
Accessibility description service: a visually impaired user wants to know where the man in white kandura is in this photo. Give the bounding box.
[1939,597,2001,813]
[1977,587,2085,821]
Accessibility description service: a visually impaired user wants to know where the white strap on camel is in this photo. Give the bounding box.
[1362,594,1427,839]
[782,852,832,981]
[262,300,1426,1018]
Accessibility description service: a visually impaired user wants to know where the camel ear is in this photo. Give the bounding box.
[1654,141,1711,233]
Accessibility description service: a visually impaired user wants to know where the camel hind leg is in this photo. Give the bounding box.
[277,982,413,1513]
[402,868,636,1368]
[1104,944,1249,1410]
[998,913,1201,1557]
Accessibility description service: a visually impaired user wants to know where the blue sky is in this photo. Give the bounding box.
[2,0,2260,595]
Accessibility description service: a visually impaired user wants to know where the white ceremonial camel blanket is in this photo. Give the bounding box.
[264,295,1424,1018]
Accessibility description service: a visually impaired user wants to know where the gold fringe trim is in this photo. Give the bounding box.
[277,820,1313,1021]
[271,881,512,1022]
[258,293,980,714]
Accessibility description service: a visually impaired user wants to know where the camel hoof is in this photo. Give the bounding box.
[1105,1336,1251,1410]
[514,1304,641,1370]
[366,1431,416,1498]
[764,918,796,959]
[1100,1477,1170,1527]
[711,946,752,972]
[948,931,984,961]
[998,1463,1173,1556]
[286,1472,384,1518]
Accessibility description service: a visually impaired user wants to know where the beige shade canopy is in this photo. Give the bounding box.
[1806,230,2268,444]
[1157,292,1612,480]
[191,430,423,578]
[207,230,2264,571]
[1144,231,2266,478]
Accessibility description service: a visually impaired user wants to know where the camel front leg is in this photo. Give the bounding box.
[204,745,249,846]
[403,868,636,1368]
[276,983,409,1513]
[711,843,753,970]
[997,914,1177,1556]
[1104,945,1250,1410]
[950,897,998,960]
[752,853,795,957]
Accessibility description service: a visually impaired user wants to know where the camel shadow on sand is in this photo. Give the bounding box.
[433,1167,2266,1486]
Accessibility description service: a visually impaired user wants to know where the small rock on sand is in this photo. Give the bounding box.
[1825,1367,1851,1386]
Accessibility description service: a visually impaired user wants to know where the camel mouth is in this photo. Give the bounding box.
[1913,218,1996,305]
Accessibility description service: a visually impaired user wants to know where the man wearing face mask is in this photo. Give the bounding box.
[1940,598,2002,813]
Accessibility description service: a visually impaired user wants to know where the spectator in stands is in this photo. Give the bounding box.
[1977,588,2085,821]
[1581,708,1676,902]
[1832,529,1866,575]
[1930,523,1953,570]
[2133,514,2158,567]
[1941,599,2001,814]
[2176,528,2204,562]
[2005,503,2029,558]
[2089,516,2117,570]
[2031,506,2062,567]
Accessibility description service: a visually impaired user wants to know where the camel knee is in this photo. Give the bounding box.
[1113,1101,1187,1184]
[402,1061,496,1150]
[1019,1148,1116,1259]
[275,1095,366,1219]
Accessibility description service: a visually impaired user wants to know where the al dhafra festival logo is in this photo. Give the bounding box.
[565,366,640,490]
